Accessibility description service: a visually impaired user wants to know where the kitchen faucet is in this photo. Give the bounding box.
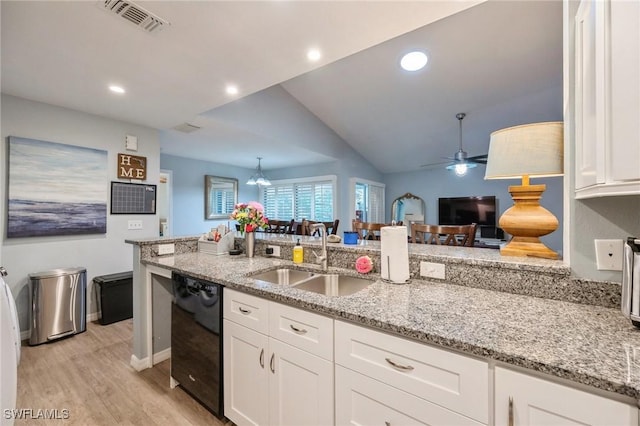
[309,223,328,271]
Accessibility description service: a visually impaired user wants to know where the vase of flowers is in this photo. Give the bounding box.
[230,201,269,257]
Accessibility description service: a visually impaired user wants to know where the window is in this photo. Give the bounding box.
[351,178,385,223]
[260,175,337,221]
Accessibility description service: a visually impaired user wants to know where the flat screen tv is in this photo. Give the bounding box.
[438,196,497,227]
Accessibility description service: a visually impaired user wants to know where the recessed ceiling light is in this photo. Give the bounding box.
[400,51,428,71]
[109,85,125,94]
[307,48,321,62]
[226,85,239,95]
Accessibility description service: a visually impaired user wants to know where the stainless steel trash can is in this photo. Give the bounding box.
[29,267,86,345]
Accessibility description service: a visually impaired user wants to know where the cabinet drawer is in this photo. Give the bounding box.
[336,365,485,426]
[269,301,334,361]
[223,288,269,334]
[335,320,488,424]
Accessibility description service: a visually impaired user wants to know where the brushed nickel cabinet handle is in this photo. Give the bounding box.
[508,396,514,426]
[385,357,414,371]
[259,348,265,368]
[238,307,251,315]
[290,324,308,334]
[270,353,275,373]
[188,374,196,382]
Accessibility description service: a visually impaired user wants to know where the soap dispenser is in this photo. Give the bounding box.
[293,239,304,264]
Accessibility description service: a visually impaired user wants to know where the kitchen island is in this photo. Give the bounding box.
[127,233,640,419]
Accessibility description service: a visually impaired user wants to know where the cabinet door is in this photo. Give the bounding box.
[268,338,334,426]
[610,0,640,182]
[574,0,607,190]
[495,367,638,426]
[223,320,269,426]
[335,365,485,426]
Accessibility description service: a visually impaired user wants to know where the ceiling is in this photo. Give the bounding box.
[1,0,563,174]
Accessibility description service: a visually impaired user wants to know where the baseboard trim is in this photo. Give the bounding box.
[153,347,171,365]
[130,354,151,371]
[87,312,99,322]
[130,347,171,371]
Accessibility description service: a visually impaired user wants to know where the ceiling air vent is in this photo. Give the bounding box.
[173,123,202,133]
[101,0,169,34]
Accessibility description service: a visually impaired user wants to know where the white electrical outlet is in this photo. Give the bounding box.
[420,261,445,279]
[157,243,175,255]
[594,239,623,271]
[267,245,281,257]
[128,220,143,230]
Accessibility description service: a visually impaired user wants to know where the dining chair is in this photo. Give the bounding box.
[351,220,387,240]
[411,223,478,247]
[305,219,340,236]
[266,219,294,234]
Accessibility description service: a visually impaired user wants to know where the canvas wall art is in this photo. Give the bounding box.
[7,136,108,238]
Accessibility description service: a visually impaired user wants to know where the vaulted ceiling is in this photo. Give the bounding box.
[1,1,563,173]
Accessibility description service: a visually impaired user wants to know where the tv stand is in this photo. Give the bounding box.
[474,239,505,249]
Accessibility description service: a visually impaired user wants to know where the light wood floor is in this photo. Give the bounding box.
[16,319,230,425]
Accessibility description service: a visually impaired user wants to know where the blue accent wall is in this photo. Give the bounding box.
[160,154,258,236]
[384,166,564,255]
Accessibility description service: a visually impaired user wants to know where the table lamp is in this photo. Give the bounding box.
[484,122,563,259]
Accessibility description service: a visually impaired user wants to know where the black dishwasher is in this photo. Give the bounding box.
[171,272,223,417]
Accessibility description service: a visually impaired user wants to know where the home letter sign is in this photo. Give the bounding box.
[117,153,146,180]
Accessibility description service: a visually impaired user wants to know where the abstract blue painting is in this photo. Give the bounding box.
[7,136,108,238]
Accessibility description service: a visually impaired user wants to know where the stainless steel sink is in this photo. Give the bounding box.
[250,268,317,285]
[292,274,372,297]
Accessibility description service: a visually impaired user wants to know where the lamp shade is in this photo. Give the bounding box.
[484,122,563,180]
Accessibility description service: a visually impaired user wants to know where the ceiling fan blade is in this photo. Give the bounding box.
[468,154,488,160]
[467,154,488,164]
[419,160,450,168]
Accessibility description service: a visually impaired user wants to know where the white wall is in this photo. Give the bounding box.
[1,95,160,333]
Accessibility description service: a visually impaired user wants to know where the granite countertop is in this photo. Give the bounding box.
[141,250,640,402]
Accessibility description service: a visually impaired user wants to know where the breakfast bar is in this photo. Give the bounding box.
[127,233,640,423]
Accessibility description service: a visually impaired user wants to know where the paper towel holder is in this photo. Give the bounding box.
[382,255,410,285]
[381,223,410,285]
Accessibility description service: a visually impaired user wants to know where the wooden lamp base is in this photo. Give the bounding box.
[498,183,559,260]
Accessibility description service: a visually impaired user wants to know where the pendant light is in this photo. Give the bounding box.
[247,157,271,186]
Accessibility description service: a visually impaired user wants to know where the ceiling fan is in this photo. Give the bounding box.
[421,112,488,176]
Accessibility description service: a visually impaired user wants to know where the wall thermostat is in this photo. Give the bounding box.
[125,134,138,151]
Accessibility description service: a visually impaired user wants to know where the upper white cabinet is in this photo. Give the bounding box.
[574,0,640,198]
[495,367,637,426]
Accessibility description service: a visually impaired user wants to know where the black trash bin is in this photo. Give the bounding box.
[94,271,133,325]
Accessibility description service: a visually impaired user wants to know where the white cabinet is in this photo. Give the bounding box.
[224,320,269,426]
[574,0,606,190]
[495,367,638,426]
[336,365,485,426]
[574,0,640,198]
[334,320,489,425]
[268,338,333,426]
[223,289,333,426]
